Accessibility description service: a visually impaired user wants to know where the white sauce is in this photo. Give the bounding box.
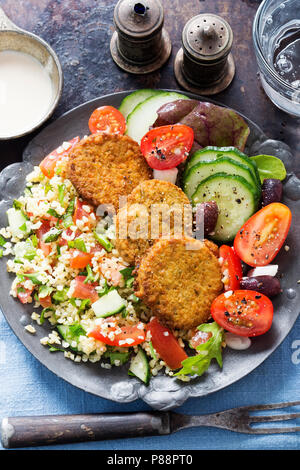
[0,50,54,137]
[225,332,252,350]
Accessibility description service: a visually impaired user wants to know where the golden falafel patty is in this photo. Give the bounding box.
[115,179,192,265]
[66,133,152,209]
[134,237,223,330]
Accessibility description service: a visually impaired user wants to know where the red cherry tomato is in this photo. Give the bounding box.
[219,245,243,291]
[39,137,80,178]
[89,320,146,347]
[72,276,99,303]
[234,203,292,267]
[88,106,126,135]
[140,124,194,170]
[211,290,274,337]
[146,317,188,369]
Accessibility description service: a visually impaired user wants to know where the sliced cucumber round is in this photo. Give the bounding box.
[129,347,150,385]
[184,146,260,186]
[183,157,260,201]
[119,89,161,120]
[192,173,257,242]
[126,91,190,143]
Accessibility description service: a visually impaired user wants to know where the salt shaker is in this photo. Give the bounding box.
[174,13,235,95]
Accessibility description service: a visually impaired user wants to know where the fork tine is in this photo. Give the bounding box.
[250,412,300,423]
[249,426,300,435]
[246,401,300,412]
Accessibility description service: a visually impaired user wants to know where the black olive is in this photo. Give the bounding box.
[262,179,283,206]
[240,275,281,297]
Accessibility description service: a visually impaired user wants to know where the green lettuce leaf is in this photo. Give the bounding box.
[250,154,287,183]
[175,322,224,377]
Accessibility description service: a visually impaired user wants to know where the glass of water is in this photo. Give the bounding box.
[253,0,300,117]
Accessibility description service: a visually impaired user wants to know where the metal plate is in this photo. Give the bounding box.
[0,90,299,411]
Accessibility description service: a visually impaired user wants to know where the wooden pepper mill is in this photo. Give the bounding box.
[174,13,235,95]
[110,0,172,74]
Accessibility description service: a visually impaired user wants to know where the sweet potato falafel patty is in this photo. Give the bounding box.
[134,237,223,330]
[66,133,152,209]
[115,179,192,265]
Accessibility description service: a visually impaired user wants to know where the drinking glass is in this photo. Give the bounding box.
[252,0,300,117]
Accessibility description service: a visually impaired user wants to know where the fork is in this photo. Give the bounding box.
[1,401,299,448]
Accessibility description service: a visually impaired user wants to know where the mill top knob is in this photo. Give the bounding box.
[110,0,172,74]
[114,0,164,39]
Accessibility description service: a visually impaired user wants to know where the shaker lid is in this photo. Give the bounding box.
[182,14,233,61]
[114,0,164,38]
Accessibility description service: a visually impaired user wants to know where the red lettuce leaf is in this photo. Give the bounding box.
[154,100,250,151]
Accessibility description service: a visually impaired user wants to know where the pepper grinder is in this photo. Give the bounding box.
[110,0,172,74]
[174,13,235,95]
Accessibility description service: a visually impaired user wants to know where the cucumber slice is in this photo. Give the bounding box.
[192,173,257,242]
[185,146,260,185]
[183,157,260,201]
[91,289,126,318]
[6,208,30,238]
[57,324,86,352]
[129,347,150,385]
[126,91,190,143]
[119,89,161,120]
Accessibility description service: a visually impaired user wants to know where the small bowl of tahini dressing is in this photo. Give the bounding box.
[0,7,63,140]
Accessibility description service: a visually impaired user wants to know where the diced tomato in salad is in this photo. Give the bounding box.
[146,317,188,370]
[17,288,33,304]
[189,329,212,349]
[73,199,96,228]
[39,295,52,308]
[39,136,80,179]
[58,228,81,247]
[72,276,99,303]
[89,319,146,347]
[69,249,93,269]
[36,220,52,256]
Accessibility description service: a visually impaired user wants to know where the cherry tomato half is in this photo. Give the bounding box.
[219,245,243,291]
[146,317,188,369]
[211,290,274,337]
[88,106,126,135]
[234,203,292,267]
[140,124,194,170]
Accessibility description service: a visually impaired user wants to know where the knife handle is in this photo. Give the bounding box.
[1,412,171,448]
